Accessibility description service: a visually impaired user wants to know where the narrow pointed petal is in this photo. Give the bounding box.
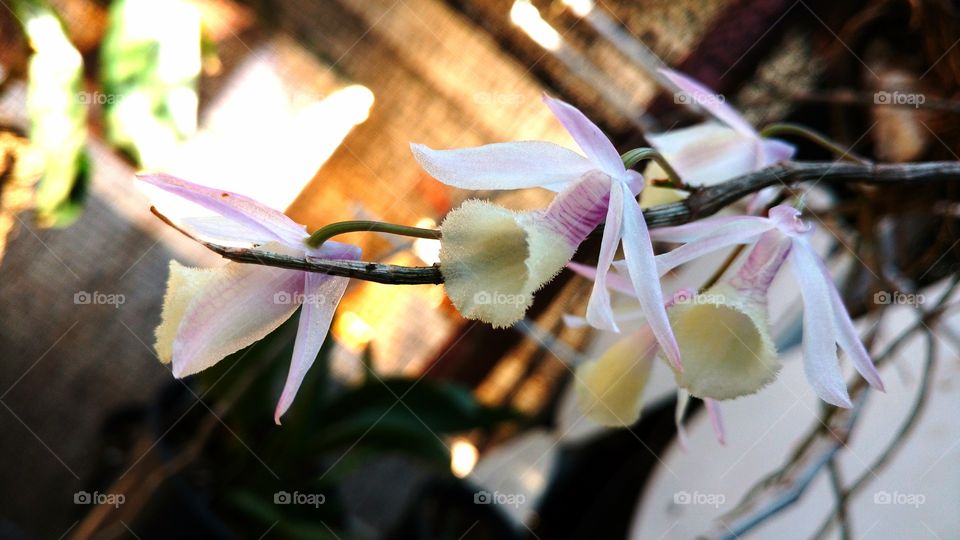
[654,220,774,276]
[585,181,625,331]
[811,248,884,391]
[542,95,625,177]
[659,68,757,137]
[275,273,351,424]
[171,263,304,378]
[788,240,852,407]
[646,124,759,186]
[410,142,593,191]
[139,173,308,247]
[649,215,772,243]
[704,399,726,445]
[567,261,635,296]
[620,197,681,369]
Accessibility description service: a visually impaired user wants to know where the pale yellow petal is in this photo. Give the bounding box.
[576,330,656,426]
[667,284,779,400]
[439,200,574,328]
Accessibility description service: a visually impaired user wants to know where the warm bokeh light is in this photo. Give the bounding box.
[412,217,441,264]
[450,437,479,478]
[561,0,594,17]
[333,310,375,351]
[510,1,561,51]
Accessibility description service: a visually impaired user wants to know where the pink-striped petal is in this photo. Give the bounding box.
[171,263,304,378]
[543,95,626,177]
[585,181,625,331]
[275,272,352,424]
[659,68,757,137]
[139,173,308,247]
[620,197,682,370]
[410,142,594,191]
[788,239,852,407]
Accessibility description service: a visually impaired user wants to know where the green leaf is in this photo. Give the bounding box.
[100,0,200,166]
[16,0,89,227]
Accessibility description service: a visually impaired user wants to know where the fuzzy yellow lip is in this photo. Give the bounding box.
[666,284,780,401]
[438,200,575,328]
[576,328,658,426]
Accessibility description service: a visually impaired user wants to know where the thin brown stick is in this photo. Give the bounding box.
[152,161,960,284]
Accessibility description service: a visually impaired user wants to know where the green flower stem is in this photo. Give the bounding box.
[307,220,441,248]
[760,123,872,165]
[621,148,683,187]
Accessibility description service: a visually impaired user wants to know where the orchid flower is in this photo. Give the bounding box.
[411,96,681,368]
[644,69,795,212]
[564,268,725,445]
[140,173,361,424]
[645,205,884,407]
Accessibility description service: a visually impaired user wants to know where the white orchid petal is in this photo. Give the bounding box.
[620,197,682,369]
[789,239,852,407]
[275,273,351,424]
[654,219,774,276]
[543,95,625,177]
[810,246,885,391]
[585,181,625,331]
[410,141,593,191]
[139,173,308,247]
[659,68,757,137]
[649,215,772,243]
[180,216,271,245]
[646,124,760,186]
[171,263,304,378]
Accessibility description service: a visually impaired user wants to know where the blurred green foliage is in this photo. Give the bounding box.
[100,0,200,167]
[15,0,89,227]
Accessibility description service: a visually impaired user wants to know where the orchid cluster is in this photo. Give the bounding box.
[146,69,883,431]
